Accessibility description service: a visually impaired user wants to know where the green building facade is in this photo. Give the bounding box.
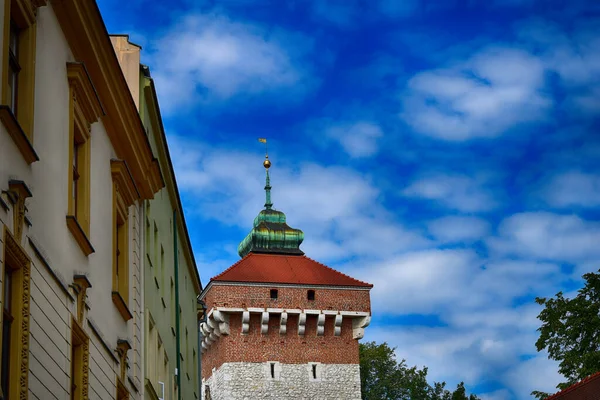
[135,57,203,400]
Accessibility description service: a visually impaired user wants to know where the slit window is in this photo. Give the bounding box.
[270,363,275,379]
[312,364,317,380]
[270,289,278,299]
[307,290,315,301]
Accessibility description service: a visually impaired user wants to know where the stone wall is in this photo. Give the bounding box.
[203,362,362,400]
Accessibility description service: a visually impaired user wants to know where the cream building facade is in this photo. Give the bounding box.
[0,1,163,399]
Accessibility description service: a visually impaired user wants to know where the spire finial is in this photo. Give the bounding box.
[258,138,272,209]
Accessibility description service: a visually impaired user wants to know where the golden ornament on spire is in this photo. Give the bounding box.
[258,138,271,169]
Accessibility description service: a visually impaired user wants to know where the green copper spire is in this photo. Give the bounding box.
[237,141,304,258]
[264,166,273,209]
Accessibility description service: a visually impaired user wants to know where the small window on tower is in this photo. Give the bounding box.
[312,364,317,380]
[270,362,275,379]
[307,290,315,301]
[270,289,278,299]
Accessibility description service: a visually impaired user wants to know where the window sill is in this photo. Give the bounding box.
[0,105,38,164]
[66,215,94,256]
[112,291,133,321]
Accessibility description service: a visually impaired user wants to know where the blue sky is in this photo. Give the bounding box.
[97,0,600,398]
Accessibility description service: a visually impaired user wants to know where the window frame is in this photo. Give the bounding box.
[110,159,139,321]
[70,317,90,400]
[65,62,103,256]
[0,226,31,398]
[1,0,39,161]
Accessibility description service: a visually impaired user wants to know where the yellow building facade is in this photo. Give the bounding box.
[0,1,163,399]
[110,35,203,400]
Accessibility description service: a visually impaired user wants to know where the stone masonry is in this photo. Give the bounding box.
[203,362,361,400]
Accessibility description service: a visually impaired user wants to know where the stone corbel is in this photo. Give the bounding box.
[213,311,230,335]
[261,312,269,334]
[8,180,32,243]
[241,311,250,334]
[298,313,306,336]
[72,274,92,324]
[316,314,326,336]
[352,316,371,339]
[334,315,343,336]
[279,312,288,335]
[115,339,131,381]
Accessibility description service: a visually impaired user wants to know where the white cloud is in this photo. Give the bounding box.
[322,121,384,158]
[518,19,600,114]
[503,354,562,399]
[168,135,427,264]
[149,13,312,112]
[358,249,480,315]
[544,171,600,208]
[403,174,497,212]
[489,212,600,262]
[401,47,551,141]
[428,216,491,242]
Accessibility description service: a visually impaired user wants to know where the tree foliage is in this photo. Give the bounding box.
[533,270,600,396]
[359,341,480,400]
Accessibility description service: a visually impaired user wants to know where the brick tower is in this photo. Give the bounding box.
[199,148,373,399]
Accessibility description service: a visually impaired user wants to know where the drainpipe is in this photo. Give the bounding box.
[197,298,207,398]
[173,210,182,400]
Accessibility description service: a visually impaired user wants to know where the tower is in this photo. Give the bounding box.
[199,146,373,399]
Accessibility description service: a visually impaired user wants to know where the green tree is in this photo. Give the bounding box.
[359,341,480,400]
[533,270,600,396]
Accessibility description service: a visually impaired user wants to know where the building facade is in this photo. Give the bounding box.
[110,35,203,400]
[199,154,373,399]
[0,0,163,399]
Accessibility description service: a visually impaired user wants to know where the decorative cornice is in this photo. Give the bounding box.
[51,0,164,199]
[66,62,104,124]
[28,236,74,302]
[87,318,119,363]
[111,159,139,207]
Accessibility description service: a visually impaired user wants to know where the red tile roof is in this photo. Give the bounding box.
[545,372,600,400]
[211,253,373,288]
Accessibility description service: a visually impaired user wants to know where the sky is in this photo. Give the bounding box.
[96,0,600,398]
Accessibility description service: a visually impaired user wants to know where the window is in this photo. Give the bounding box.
[270,289,278,299]
[69,116,90,230]
[111,160,139,321]
[160,245,165,295]
[65,63,102,256]
[308,362,321,382]
[307,290,315,301]
[70,318,89,400]
[1,228,32,398]
[154,222,159,269]
[8,23,19,114]
[266,361,280,380]
[2,0,39,144]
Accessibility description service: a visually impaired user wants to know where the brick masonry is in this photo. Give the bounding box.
[201,284,371,378]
